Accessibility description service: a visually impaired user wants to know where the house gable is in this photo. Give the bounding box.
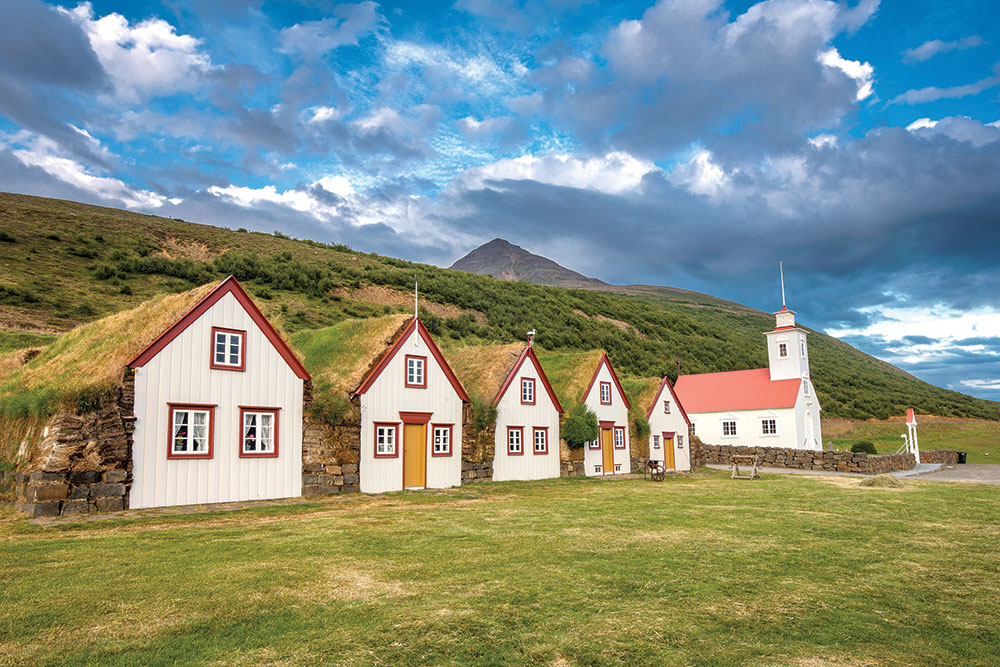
[645,376,691,426]
[493,346,564,413]
[582,353,631,409]
[128,276,310,381]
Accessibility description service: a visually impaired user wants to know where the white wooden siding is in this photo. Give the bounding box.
[131,292,303,509]
[687,407,798,449]
[359,329,463,493]
[493,355,561,482]
[646,385,692,471]
[582,362,631,476]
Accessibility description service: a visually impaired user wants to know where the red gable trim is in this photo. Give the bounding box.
[354,318,470,401]
[492,346,564,413]
[582,353,631,410]
[645,376,691,427]
[767,325,805,333]
[128,276,310,381]
[774,306,796,314]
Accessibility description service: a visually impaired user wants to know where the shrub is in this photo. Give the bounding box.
[306,386,351,428]
[0,231,16,243]
[94,264,117,280]
[119,284,133,295]
[563,404,599,448]
[632,413,651,440]
[46,233,61,241]
[236,227,248,233]
[469,395,498,433]
[851,440,878,455]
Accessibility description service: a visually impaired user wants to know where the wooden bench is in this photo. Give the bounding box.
[731,454,760,480]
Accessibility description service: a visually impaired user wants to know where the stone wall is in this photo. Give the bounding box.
[9,373,134,517]
[689,436,707,469]
[703,443,916,474]
[460,459,493,484]
[560,459,586,477]
[920,449,959,465]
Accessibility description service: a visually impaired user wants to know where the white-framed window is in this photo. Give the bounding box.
[405,355,426,388]
[533,428,547,454]
[761,419,777,436]
[800,339,806,357]
[614,427,626,449]
[211,327,245,369]
[374,423,398,457]
[521,378,535,404]
[169,405,213,458]
[588,439,601,450]
[723,420,737,437]
[652,435,661,449]
[432,425,452,456]
[241,408,278,457]
[778,342,788,358]
[677,435,684,449]
[600,381,611,404]
[663,400,670,414]
[508,427,523,455]
[804,380,811,396]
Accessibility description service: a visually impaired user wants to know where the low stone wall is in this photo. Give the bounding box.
[704,444,916,474]
[461,459,493,484]
[689,436,707,469]
[560,460,586,477]
[921,449,959,465]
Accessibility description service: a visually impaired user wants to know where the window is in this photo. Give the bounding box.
[507,427,524,455]
[168,404,214,459]
[800,339,806,357]
[432,424,453,456]
[691,422,696,435]
[804,380,811,396]
[588,439,601,450]
[374,423,399,458]
[663,400,670,414]
[614,427,626,449]
[533,428,548,454]
[722,420,737,437]
[600,381,612,405]
[405,355,426,388]
[778,342,788,358]
[677,435,684,449]
[211,327,245,371]
[521,378,535,405]
[761,419,777,436]
[652,435,661,450]
[240,407,279,457]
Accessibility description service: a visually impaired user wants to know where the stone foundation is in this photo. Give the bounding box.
[301,419,361,496]
[461,459,493,484]
[920,449,959,465]
[560,460,586,477]
[703,443,916,474]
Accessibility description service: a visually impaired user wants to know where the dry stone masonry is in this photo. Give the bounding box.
[702,443,930,474]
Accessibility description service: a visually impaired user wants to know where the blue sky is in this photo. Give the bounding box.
[1,0,999,401]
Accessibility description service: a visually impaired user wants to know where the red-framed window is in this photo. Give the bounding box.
[520,377,536,405]
[405,355,427,388]
[652,435,661,449]
[167,403,215,459]
[599,381,612,405]
[532,427,548,455]
[614,426,626,449]
[507,426,524,455]
[210,327,246,371]
[663,400,671,414]
[239,406,279,458]
[374,422,400,458]
[431,423,453,457]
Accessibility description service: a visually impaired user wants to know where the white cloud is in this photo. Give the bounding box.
[819,48,874,100]
[962,378,1000,391]
[890,65,1000,105]
[307,106,343,124]
[351,105,441,138]
[669,149,732,197]
[384,40,526,97]
[905,118,937,131]
[902,35,984,64]
[278,2,381,59]
[904,116,1000,147]
[459,151,657,195]
[61,2,212,102]
[808,133,838,148]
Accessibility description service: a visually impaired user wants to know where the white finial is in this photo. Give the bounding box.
[414,274,418,319]
[527,329,536,346]
[779,261,786,307]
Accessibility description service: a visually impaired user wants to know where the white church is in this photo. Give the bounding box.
[674,286,823,451]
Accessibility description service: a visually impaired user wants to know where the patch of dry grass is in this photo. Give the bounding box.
[448,343,524,402]
[536,349,604,407]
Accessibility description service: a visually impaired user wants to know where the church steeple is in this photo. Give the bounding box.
[764,264,810,381]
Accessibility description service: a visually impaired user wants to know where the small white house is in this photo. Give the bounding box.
[354,318,468,493]
[582,353,632,476]
[127,276,311,509]
[492,344,564,482]
[645,376,692,472]
[674,303,823,450]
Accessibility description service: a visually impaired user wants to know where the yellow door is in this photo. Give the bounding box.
[403,423,426,488]
[601,428,614,475]
[663,435,675,470]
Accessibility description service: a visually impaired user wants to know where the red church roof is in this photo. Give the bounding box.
[673,368,800,413]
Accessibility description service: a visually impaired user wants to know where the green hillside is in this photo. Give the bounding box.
[1,192,998,421]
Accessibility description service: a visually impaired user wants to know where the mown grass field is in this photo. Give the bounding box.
[2,471,998,666]
[825,418,1000,464]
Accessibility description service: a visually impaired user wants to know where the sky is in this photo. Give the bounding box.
[1,0,999,401]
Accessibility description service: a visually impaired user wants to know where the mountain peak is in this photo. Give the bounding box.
[450,238,606,288]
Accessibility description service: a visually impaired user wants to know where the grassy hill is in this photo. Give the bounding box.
[1,192,998,422]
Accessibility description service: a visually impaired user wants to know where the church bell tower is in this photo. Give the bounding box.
[764,263,811,383]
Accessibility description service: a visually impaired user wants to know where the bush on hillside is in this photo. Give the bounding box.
[0,231,16,243]
[851,440,878,454]
[563,404,599,449]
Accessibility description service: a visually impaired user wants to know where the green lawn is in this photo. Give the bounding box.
[1,472,999,665]
[826,419,1000,464]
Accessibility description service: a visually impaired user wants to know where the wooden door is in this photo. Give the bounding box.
[601,427,614,475]
[663,434,675,470]
[403,423,426,488]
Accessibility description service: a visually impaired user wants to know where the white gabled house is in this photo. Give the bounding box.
[645,377,692,472]
[127,276,311,509]
[582,353,632,476]
[492,344,564,482]
[353,318,469,493]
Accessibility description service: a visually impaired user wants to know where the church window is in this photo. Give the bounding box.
[778,342,788,358]
[722,420,737,437]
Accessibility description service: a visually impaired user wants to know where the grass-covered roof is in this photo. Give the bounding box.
[447,343,524,404]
